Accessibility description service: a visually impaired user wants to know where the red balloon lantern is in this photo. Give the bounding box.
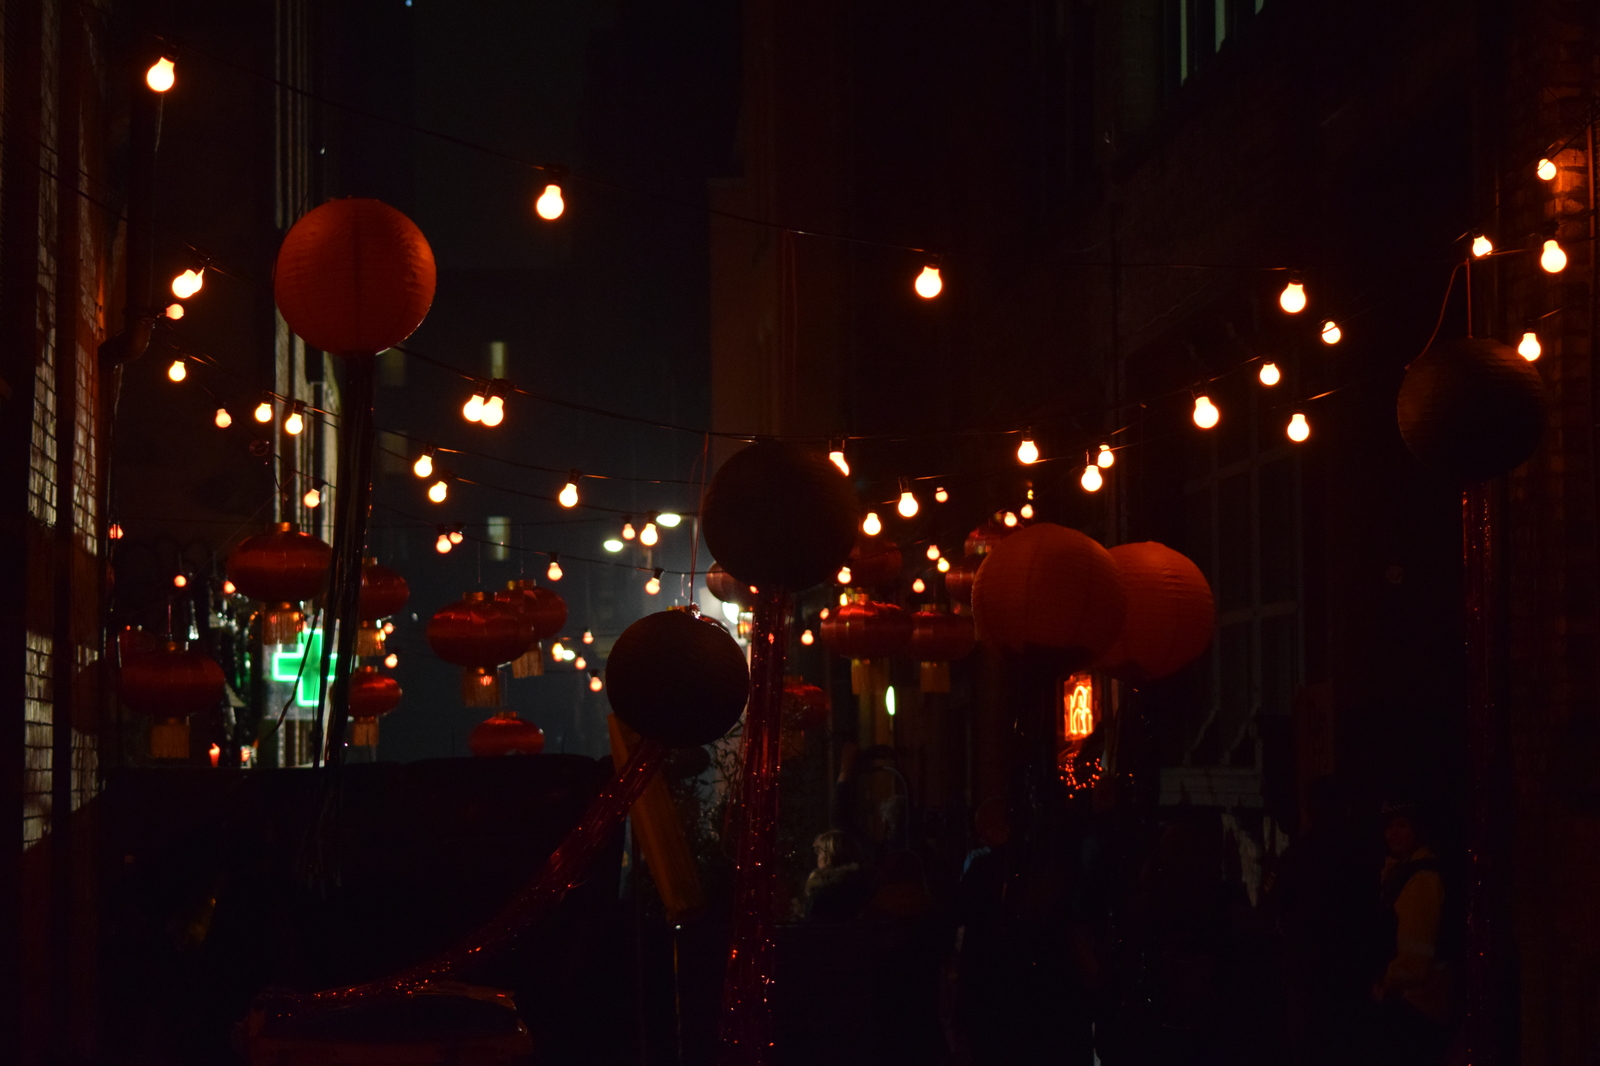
[273,198,437,355]
[819,601,913,697]
[944,555,982,606]
[909,610,976,693]
[347,665,402,746]
[469,713,547,757]
[970,523,1126,668]
[357,559,409,656]
[780,677,830,758]
[1092,542,1215,681]
[427,592,534,707]
[118,643,226,759]
[846,537,902,587]
[498,581,569,677]
[226,523,332,645]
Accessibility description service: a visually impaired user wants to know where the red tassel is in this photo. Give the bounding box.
[511,642,544,678]
[149,718,190,759]
[350,718,380,747]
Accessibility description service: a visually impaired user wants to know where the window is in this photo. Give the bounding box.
[379,348,406,388]
[23,632,53,848]
[488,341,507,380]
[487,516,511,562]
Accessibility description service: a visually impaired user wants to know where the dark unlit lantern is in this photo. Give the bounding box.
[701,442,857,590]
[1397,336,1545,483]
[606,609,750,747]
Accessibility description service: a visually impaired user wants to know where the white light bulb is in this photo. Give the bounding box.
[583,631,594,644]
[284,411,304,435]
[1472,235,1493,257]
[640,522,659,546]
[1097,444,1115,468]
[926,544,941,561]
[1259,362,1281,387]
[656,513,681,527]
[837,566,852,585]
[1020,503,1035,519]
[303,487,321,508]
[574,656,587,671]
[937,557,951,573]
[479,396,504,426]
[462,393,485,422]
[551,642,565,661]
[563,648,576,662]
[385,653,399,668]
[1537,158,1557,181]
[1081,465,1103,492]
[1017,437,1039,464]
[1287,412,1311,442]
[558,481,579,508]
[603,538,624,552]
[448,530,464,544]
[165,303,185,320]
[428,480,448,503]
[645,576,661,595]
[171,269,204,299]
[589,675,603,692]
[897,490,919,518]
[435,534,452,554]
[146,57,175,92]
[1002,511,1018,527]
[214,408,232,428]
[828,448,850,476]
[1193,395,1219,429]
[254,400,273,423]
[914,265,942,299]
[862,512,882,536]
[934,486,948,503]
[800,629,814,646]
[1320,320,1341,345]
[1279,280,1306,314]
[1518,331,1541,361]
[1541,239,1567,274]
[167,359,187,382]
[413,453,434,478]
[911,578,925,593]
[535,183,564,220]
[547,560,563,581]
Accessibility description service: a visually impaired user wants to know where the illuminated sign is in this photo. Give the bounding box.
[1063,673,1094,739]
[270,628,337,708]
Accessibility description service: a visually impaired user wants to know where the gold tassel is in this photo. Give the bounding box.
[261,603,304,646]
[461,666,504,707]
[511,642,544,678]
[350,718,380,747]
[356,622,385,657]
[920,661,950,693]
[150,718,190,759]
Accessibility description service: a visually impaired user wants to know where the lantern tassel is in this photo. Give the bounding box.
[510,642,544,678]
[149,718,190,759]
[461,667,504,707]
[261,604,304,647]
[919,660,950,693]
[350,718,380,747]
[356,622,385,657]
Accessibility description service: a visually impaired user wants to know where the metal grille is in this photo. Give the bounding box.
[23,632,53,848]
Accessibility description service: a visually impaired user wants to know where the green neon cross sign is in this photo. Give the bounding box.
[270,628,338,708]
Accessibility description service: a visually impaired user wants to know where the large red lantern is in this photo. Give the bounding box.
[846,536,902,587]
[819,601,913,696]
[427,592,534,707]
[1092,542,1214,682]
[909,609,976,692]
[469,713,546,757]
[118,643,226,759]
[357,559,409,656]
[347,665,402,747]
[226,522,332,645]
[273,198,437,355]
[970,523,1126,668]
[498,581,568,677]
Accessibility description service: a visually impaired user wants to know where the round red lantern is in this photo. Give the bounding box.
[227,522,332,645]
[1397,336,1545,483]
[118,643,226,759]
[944,555,982,606]
[357,559,409,656]
[606,608,750,747]
[469,713,546,756]
[1092,542,1214,682]
[427,592,534,707]
[706,563,758,607]
[909,610,976,693]
[498,581,568,677]
[701,441,858,590]
[970,523,1126,668]
[273,198,437,355]
[819,601,913,697]
[846,537,902,588]
[964,520,1015,558]
[781,678,830,731]
[346,665,402,746]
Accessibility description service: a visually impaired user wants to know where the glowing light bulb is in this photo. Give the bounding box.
[167,359,187,382]
[214,408,232,428]
[254,400,273,423]
[589,674,603,692]
[551,642,565,661]
[862,512,882,536]
[926,544,941,561]
[385,653,399,669]
[547,559,563,581]
[1537,158,1557,181]
[583,630,594,644]
[1541,238,1567,274]
[912,578,926,593]
[1193,395,1220,429]
[1472,235,1493,257]
[839,593,848,605]
[479,396,505,427]
[146,56,175,92]
[603,538,624,552]
[303,487,321,508]
[435,534,451,553]
[1259,362,1281,386]
[173,574,187,588]
[563,648,576,662]
[448,530,464,544]
[108,524,124,540]
[645,573,661,595]
[1279,280,1306,314]
[1097,444,1115,468]
[165,302,185,320]
[801,629,814,646]
[837,566,852,585]
[171,269,203,299]
[1017,436,1040,465]
[558,480,579,508]
[1320,320,1341,345]
[413,452,434,478]
[1020,503,1035,519]
[1518,331,1541,361]
[1002,511,1018,527]
[936,557,950,573]
[535,183,564,220]
[1287,412,1311,442]
[819,608,830,620]
[1081,465,1103,492]
[934,486,948,503]
[383,622,395,634]
[462,393,485,422]
[640,522,659,546]
[574,656,587,671]
[284,409,304,435]
[427,480,448,503]
[657,513,682,527]
[897,489,919,518]
[829,447,850,476]
[914,265,942,299]
[222,580,236,595]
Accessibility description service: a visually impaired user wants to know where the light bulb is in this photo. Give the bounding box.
[926,544,941,561]
[413,452,434,478]
[1193,395,1219,429]
[800,629,814,646]
[173,574,187,588]
[214,407,232,428]
[1541,238,1567,274]
[1020,502,1035,519]
[839,592,849,606]
[383,622,395,634]
[1537,157,1557,181]
[819,607,830,620]
[563,648,576,662]
[167,359,187,382]
[145,56,175,92]
[911,578,926,594]
[462,393,485,422]
[1081,465,1103,492]
[435,534,451,553]
[1518,331,1541,361]
[1287,412,1311,442]
[479,396,505,427]
[603,538,624,552]
[589,674,603,692]
[448,530,464,544]
[862,512,882,536]
[385,653,399,669]
[165,302,185,320]
[222,580,236,595]
[547,559,563,581]
[583,630,594,644]
[108,524,124,540]
[934,486,948,503]
[535,183,565,220]
[640,522,659,546]
[936,556,950,573]
[284,410,304,435]
[574,656,587,670]
[254,400,273,423]
[645,575,661,595]
[897,490,919,518]
[1472,235,1493,258]
[1259,362,1281,386]
[1002,511,1018,527]
[1320,320,1341,345]
[657,513,682,527]
[1279,280,1306,314]
[914,264,942,299]
[1017,436,1040,464]
[171,268,203,299]
[1097,444,1115,468]
[558,481,579,508]
[828,447,850,476]
[428,480,448,503]
[837,566,852,585]
[303,487,321,508]
[551,641,565,661]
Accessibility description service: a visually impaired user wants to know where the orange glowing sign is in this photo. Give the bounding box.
[1062,673,1095,739]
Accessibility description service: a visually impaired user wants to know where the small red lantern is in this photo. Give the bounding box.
[498,580,568,677]
[819,601,913,695]
[273,198,437,355]
[706,563,757,607]
[118,643,226,759]
[780,677,830,759]
[846,537,902,587]
[970,523,1126,668]
[909,609,975,692]
[347,665,402,746]
[426,592,534,707]
[469,713,546,756]
[1092,542,1214,681]
[944,555,982,606]
[227,523,332,645]
[357,559,409,656]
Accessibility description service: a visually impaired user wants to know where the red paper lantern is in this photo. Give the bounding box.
[118,644,226,759]
[606,608,751,747]
[357,559,410,656]
[427,592,534,707]
[818,601,914,660]
[347,665,402,746]
[781,678,830,731]
[964,520,1015,558]
[847,537,902,587]
[909,610,975,693]
[273,198,437,355]
[469,713,547,757]
[706,563,758,607]
[227,523,333,645]
[1092,542,1214,681]
[499,581,568,677]
[945,555,981,606]
[970,523,1126,668]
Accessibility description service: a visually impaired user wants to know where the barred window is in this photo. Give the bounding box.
[24,632,53,848]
